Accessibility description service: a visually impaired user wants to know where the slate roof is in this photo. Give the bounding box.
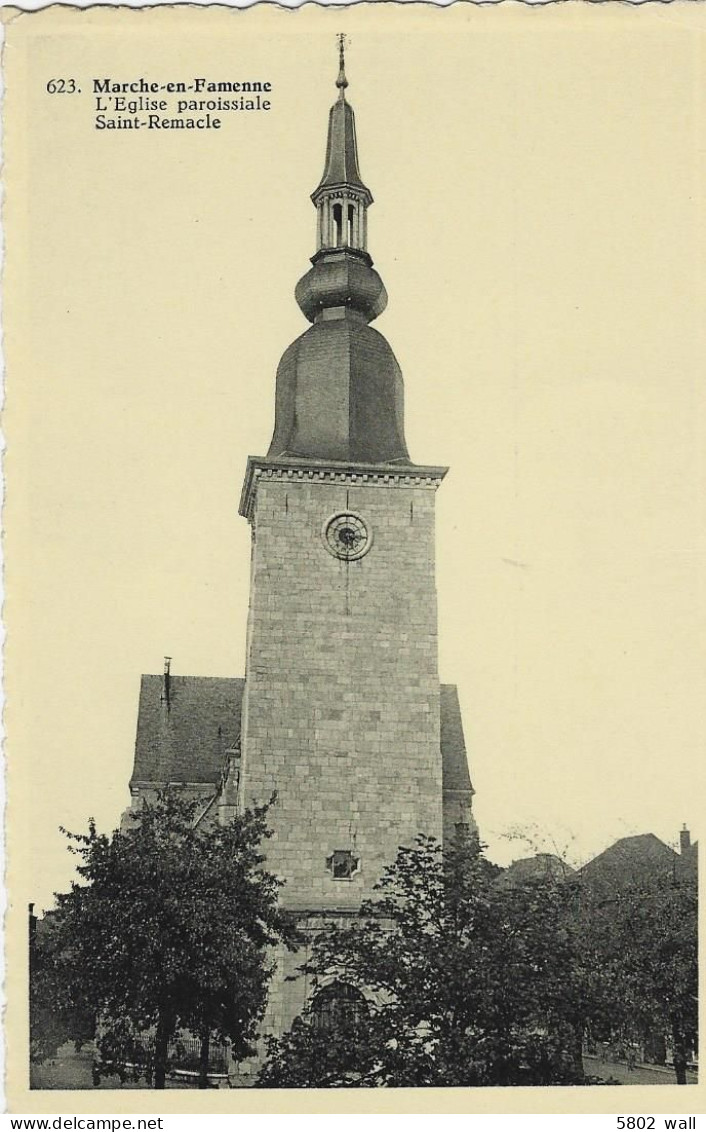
[498,853,575,888]
[490,834,697,892]
[132,674,473,794]
[313,97,372,203]
[267,318,410,465]
[576,833,683,894]
[581,833,676,871]
[440,684,473,794]
[131,675,244,787]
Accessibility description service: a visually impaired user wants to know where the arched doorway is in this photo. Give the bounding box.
[309,981,369,1074]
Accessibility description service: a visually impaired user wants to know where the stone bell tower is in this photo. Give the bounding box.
[125,42,475,1063]
[235,42,473,1040]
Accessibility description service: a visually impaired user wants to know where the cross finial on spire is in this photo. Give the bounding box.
[336,33,348,99]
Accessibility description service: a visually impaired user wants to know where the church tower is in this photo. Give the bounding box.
[128,42,474,1061]
[238,39,475,965]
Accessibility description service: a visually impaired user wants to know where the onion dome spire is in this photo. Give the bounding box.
[265,41,410,467]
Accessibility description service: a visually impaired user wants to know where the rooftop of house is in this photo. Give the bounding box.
[498,852,576,888]
[577,831,697,892]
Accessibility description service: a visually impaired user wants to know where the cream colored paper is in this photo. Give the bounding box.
[3,2,704,1113]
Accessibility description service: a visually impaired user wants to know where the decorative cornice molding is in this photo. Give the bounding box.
[239,456,449,521]
[281,905,388,922]
[129,780,218,793]
[443,784,477,798]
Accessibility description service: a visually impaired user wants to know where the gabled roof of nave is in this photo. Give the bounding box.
[131,674,244,787]
[131,673,472,795]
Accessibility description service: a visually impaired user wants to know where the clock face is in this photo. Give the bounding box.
[323,512,372,561]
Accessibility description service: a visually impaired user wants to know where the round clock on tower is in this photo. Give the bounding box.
[323,512,371,560]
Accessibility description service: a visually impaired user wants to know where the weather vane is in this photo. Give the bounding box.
[336,32,348,97]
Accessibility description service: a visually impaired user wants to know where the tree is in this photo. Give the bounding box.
[576,865,698,1085]
[32,790,297,1088]
[30,911,95,1065]
[257,835,588,1088]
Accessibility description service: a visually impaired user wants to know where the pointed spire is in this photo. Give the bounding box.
[312,36,372,204]
[312,36,373,256]
[336,33,348,100]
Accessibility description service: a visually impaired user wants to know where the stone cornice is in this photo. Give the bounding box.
[281,905,391,922]
[129,780,218,792]
[239,456,449,521]
[443,784,477,798]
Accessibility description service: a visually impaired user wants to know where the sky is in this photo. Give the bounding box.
[7,5,704,913]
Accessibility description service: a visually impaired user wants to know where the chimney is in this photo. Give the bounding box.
[163,656,172,710]
[680,824,691,854]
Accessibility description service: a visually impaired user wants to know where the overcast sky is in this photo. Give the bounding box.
[9,6,704,913]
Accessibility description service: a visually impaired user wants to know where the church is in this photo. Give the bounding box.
[126,43,476,1066]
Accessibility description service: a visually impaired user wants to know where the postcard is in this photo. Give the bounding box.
[3,2,704,1116]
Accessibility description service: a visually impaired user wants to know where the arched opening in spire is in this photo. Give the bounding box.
[332,202,343,246]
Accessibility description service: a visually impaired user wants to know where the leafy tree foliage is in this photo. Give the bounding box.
[31,790,297,1088]
[30,912,95,1065]
[257,835,588,1087]
[576,864,698,1085]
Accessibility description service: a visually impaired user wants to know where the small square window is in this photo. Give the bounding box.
[327,850,359,880]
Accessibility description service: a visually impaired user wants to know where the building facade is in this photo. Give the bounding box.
[127,46,475,1068]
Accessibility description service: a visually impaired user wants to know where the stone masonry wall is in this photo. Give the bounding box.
[239,473,444,914]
